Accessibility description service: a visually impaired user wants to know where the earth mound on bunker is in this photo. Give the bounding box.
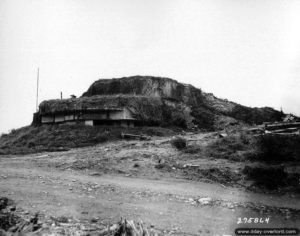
[81,76,284,128]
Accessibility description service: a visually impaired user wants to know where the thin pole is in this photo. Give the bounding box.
[36,68,39,112]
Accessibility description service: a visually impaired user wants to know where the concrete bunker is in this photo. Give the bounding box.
[40,107,137,127]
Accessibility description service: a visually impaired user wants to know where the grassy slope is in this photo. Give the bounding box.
[0,124,176,155]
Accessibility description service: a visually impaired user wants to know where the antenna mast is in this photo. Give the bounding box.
[36,68,39,112]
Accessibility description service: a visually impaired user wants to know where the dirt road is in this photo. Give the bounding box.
[0,136,300,235]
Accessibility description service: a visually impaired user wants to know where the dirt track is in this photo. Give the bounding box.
[0,134,300,235]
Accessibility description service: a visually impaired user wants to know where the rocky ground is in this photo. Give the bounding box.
[0,132,299,235]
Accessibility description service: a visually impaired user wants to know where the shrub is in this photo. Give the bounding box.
[240,132,251,144]
[93,133,109,143]
[171,137,187,149]
[243,165,287,190]
[256,134,300,163]
[9,129,17,134]
[154,163,172,171]
[0,149,6,155]
[190,106,215,130]
[27,141,35,148]
[0,133,8,138]
[170,112,187,128]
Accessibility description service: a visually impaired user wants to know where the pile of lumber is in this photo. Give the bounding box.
[265,122,300,135]
[98,219,159,236]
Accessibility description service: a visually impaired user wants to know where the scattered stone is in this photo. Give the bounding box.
[198,197,212,205]
[53,216,69,223]
[0,197,11,210]
[187,198,194,203]
[90,217,98,223]
[8,206,16,212]
[218,133,228,138]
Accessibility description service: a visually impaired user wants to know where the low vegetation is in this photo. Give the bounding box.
[207,132,300,163]
[204,132,300,191]
[0,125,175,155]
[1,119,299,193]
[224,105,284,125]
[243,165,300,191]
[206,132,255,161]
[255,134,300,163]
[182,144,202,154]
[171,137,187,150]
[190,106,216,130]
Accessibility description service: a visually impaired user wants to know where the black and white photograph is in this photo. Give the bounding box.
[0,0,299,235]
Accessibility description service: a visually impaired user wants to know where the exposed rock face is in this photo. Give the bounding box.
[82,76,284,128]
[82,76,204,106]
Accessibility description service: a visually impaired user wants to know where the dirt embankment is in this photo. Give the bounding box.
[1,125,299,193]
[0,131,300,235]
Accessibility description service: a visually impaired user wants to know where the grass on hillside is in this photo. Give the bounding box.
[243,165,300,191]
[255,134,300,163]
[206,132,300,191]
[0,124,175,155]
[206,132,256,162]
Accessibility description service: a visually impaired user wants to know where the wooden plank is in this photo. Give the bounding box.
[121,133,150,140]
[266,122,300,128]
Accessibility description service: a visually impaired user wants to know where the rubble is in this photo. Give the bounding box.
[0,197,163,236]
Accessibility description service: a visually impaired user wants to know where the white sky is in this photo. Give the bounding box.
[1,0,300,133]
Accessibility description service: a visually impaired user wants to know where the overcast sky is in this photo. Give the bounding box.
[1,0,300,133]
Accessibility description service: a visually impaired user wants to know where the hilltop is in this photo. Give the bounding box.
[38,76,284,130]
[81,76,283,128]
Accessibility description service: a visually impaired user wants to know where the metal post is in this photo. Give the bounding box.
[36,68,39,112]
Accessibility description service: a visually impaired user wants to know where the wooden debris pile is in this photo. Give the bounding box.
[264,122,300,135]
[1,197,162,236]
[0,197,42,235]
[99,219,159,236]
